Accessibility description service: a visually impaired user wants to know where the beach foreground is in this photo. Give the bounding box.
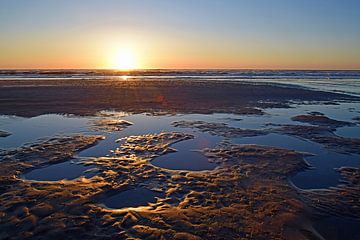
[0,79,359,240]
[0,79,357,117]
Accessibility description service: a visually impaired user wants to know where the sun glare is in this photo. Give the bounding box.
[110,48,138,70]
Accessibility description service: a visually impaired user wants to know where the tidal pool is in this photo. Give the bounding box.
[151,132,221,171]
[1,101,359,190]
[0,114,89,149]
[102,187,165,209]
[335,126,360,138]
[23,159,98,181]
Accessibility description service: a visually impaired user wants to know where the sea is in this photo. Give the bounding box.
[0,69,360,96]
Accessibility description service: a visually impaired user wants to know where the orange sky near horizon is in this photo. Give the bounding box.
[1,34,359,70]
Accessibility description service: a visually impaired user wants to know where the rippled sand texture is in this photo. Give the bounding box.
[0,127,359,239]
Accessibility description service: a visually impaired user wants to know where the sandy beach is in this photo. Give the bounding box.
[0,77,359,239]
[0,79,357,117]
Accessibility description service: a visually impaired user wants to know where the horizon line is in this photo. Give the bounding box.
[0,68,359,71]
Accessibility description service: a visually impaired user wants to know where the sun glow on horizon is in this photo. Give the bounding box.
[108,47,140,70]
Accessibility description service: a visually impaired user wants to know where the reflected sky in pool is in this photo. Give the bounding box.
[0,114,89,149]
[151,132,221,171]
[292,152,360,189]
[23,159,97,181]
[102,187,165,209]
[1,101,359,190]
[335,126,360,139]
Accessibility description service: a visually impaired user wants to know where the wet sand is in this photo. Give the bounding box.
[0,79,358,117]
[0,79,360,239]
[1,131,359,239]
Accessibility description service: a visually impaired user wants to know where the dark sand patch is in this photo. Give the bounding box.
[0,79,358,117]
[0,130,11,137]
[172,120,268,137]
[291,113,355,128]
[353,116,360,124]
[1,132,359,239]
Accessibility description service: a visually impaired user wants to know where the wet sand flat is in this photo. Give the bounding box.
[0,79,358,117]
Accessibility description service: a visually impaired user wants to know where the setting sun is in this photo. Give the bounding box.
[109,48,139,70]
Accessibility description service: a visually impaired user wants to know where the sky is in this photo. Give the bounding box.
[0,0,359,69]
